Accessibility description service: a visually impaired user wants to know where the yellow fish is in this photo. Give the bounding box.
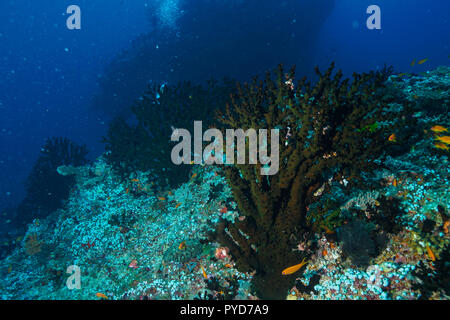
[434,142,449,151]
[435,136,450,145]
[96,293,108,299]
[281,257,308,276]
[431,125,448,133]
[410,59,416,66]
[178,241,186,250]
[418,58,428,65]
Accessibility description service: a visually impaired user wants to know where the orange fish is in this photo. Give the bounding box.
[418,58,428,65]
[443,221,450,234]
[158,197,166,201]
[434,142,449,151]
[323,226,335,235]
[175,203,182,209]
[322,249,328,256]
[393,179,398,187]
[178,241,186,250]
[435,136,450,145]
[430,125,448,133]
[426,244,435,261]
[281,257,308,276]
[125,188,129,194]
[131,179,139,182]
[96,293,108,299]
[224,264,233,268]
[191,173,197,179]
[388,134,397,142]
[200,265,208,279]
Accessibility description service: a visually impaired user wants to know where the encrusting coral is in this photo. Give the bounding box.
[213,63,417,299]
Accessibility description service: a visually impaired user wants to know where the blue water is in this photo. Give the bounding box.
[0,0,448,216]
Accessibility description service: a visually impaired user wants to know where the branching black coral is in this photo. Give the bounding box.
[16,137,89,227]
[214,63,415,299]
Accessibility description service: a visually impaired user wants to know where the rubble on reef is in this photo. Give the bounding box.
[0,66,448,300]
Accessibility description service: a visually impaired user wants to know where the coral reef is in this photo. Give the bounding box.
[0,66,447,301]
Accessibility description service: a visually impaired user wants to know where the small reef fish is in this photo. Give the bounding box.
[434,142,449,151]
[175,203,182,209]
[178,241,186,250]
[220,206,228,214]
[130,179,139,182]
[200,265,208,279]
[426,244,436,261]
[191,173,197,179]
[392,179,398,187]
[158,197,166,201]
[417,58,428,65]
[281,257,308,276]
[431,125,448,133]
[96,293,108,299]
[388,134,397,142]
[435,136,450,145]
[224,264,233,268]
[410,59,416,67]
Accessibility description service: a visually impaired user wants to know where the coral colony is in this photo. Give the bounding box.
[1,65,449,301]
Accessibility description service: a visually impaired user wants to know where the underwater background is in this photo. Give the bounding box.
[0,0,449,300]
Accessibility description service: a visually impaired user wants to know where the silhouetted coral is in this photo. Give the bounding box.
[103,80,235,188]
[16,137,89,227]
